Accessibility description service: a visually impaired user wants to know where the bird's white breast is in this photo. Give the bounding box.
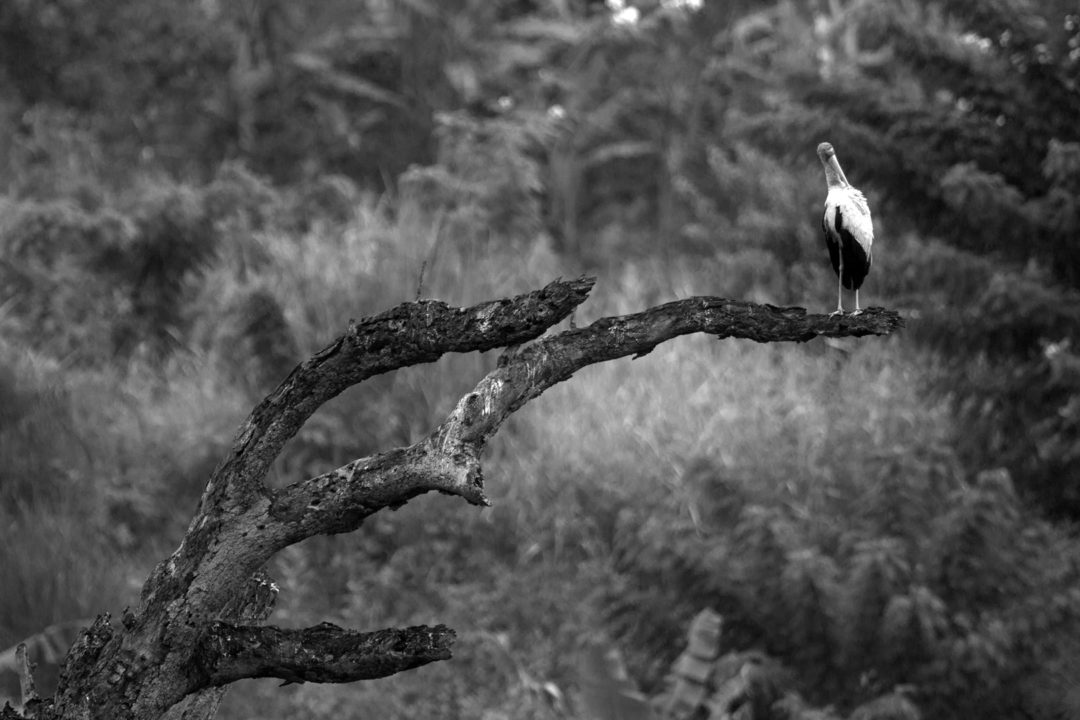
[825,187,874,252]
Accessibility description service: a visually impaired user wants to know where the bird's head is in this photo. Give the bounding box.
[816,142,848,187]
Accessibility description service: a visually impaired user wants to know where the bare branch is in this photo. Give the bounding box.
[195,623,454,687]
[268,300,903,544]
[207,276,596,508]
[458,301,904,442]
[268,442,488,544]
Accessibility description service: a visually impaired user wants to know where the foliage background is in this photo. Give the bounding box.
[1,1,1079,718]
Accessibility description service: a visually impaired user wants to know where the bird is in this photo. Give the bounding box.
[817,142,873,315]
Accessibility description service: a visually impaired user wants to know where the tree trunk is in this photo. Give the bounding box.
[1,278,902,720]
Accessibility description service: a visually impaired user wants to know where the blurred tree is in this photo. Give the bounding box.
[713,0,1080,518]
[728,0,1080,277]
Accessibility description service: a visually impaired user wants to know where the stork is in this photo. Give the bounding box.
[817,142,873,315]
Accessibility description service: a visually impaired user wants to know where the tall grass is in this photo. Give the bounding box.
[0,346,127,651]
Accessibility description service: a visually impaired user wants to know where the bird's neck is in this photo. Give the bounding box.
[824,156,850,188]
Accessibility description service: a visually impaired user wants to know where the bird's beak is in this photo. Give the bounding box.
[824,153,849,186]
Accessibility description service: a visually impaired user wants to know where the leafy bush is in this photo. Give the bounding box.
[0,343,130,662]
[606,451,1080,718]
[0,198,133,362]
[108,181,217,358]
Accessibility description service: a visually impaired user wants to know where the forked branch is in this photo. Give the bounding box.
[267,297,903,545]
[35,277,902,720]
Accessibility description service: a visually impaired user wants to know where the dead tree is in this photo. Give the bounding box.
[2,277,903,720]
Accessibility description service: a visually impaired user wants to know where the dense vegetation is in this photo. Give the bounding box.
[1,1,1078,718]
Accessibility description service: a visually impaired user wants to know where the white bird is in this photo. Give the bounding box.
[817,142,873,315]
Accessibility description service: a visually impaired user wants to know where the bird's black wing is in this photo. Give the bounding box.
[833,206,871,290]
[823,209,842,278]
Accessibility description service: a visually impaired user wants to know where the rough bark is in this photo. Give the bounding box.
[2,278,902,720]
[194,623,454,686]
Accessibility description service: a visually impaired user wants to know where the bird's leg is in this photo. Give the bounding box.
[830,261,844,316]
[851,289,863,316]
